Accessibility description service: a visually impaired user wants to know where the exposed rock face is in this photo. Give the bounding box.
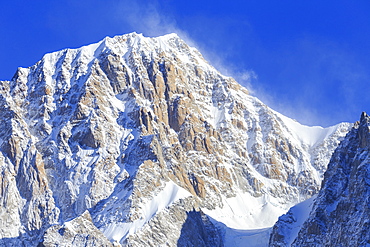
[269,112,370,246]
[41,211,114,247]
[0,32,351,246]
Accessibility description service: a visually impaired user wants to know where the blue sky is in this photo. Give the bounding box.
[1,0,370,126]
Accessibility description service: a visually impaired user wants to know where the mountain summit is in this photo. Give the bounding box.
[0,33,351,246]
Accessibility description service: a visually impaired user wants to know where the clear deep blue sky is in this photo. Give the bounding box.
[1,0,370,126]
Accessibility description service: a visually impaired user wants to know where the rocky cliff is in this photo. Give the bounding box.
[0,32,351,246]
[269,112,370,246]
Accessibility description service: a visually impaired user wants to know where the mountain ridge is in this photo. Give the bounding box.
[270,112,370,246]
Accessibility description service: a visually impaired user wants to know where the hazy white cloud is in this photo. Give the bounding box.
[245,35,370,127]
[115,2,171,35]
[112,0,259,87]
[114,1,177,37]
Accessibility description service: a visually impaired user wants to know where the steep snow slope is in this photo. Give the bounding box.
[0,32,351,246]
[269,196,316,246]
[270,112,370,246]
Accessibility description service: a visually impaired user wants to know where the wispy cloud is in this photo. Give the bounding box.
[252,35,370,126]
[113,1,180,37]
[112,0,258,86]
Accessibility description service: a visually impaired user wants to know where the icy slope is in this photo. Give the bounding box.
[270,112,370,246]
[0,32,351,246]
[269,196,316,246]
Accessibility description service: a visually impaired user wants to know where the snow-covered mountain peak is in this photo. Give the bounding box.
[11,32,218,100]
[0,32,352,246]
